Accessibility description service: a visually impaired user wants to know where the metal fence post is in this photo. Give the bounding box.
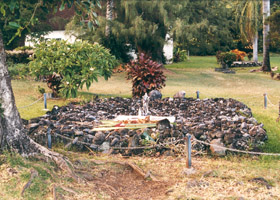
[264,93,267,109]
[44,93,47,110]
[196,91,200,99]
[47,127,52,149]
[185,134,192,168]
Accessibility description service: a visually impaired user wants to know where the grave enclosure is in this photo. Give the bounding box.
[25,96,268,156]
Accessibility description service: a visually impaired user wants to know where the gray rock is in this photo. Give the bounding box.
[241,122,247,129]
[210,139,226,156]
[248,117,258,125]
[74,130,84,136]
[110,137,119,146]
[72,137,79,144]
[29,123,40,131]
[90,144,98,150]
[157,119,171,130]
[93,132,105,145]
[99,142,110,153]
[173,90,186,98]
[149,90,162,101]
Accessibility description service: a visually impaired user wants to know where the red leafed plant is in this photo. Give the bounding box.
[126,53,166,98]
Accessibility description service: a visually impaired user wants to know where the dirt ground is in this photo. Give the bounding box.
[1,152,279,200]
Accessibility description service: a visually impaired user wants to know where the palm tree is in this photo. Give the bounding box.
[237,0,261,62]
[105,0,114,37]
[262,0,271,71]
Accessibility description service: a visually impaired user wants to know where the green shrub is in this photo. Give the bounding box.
[216,50,222,63]
[126,53,166,98]
[173,48,188,63]
[8,63,30,79]
[218,52,237,68]
[247,52,253,61]
[6,50,33,64]
[29,39,118,98]
[14,46,33,51]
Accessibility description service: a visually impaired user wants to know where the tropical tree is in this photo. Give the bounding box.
[105,0,114,37]
[268,4,280,52]
[262,0,271,71]
[235,0,261,62]
[171,0,236,55]
[0,0,100,173]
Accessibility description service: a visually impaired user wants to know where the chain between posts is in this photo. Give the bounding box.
[18,96,44,109]
[192,137,280,156]
[53,132,280,156]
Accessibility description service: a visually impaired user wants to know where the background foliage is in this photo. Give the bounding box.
[29,39,118,98]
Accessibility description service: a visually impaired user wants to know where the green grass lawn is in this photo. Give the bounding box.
[12,54,280,153]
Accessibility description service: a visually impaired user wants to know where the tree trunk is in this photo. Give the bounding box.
[262,0,271,71]
[105,0,114,37]
[0,30,76,178]
[253,31,258,62]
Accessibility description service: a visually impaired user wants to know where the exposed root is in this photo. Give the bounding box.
[60,186,78,195]
[98,182,118,195]
[21,169,38,196]
[53,184,57,200]
[28,139,83,183]
[90,159,159,181]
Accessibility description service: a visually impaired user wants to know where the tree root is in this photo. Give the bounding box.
[21,169,38,196]
[53,184,57,200]
[90,159,159,181]
[28,139,83,183]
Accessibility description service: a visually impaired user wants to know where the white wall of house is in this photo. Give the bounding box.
[25,30,173,62]
[25,30,76,47]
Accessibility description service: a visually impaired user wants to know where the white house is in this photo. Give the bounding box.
[25,30,173,62]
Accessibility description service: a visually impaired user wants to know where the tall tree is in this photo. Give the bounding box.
[0,0,100,175]
[236,0,261,62]
[262,0,271,71]
[172,0,236,55]
[105,0,113,37]
[268,3,280,52]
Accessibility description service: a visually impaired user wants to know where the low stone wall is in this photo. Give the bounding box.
[25,97,267,156]
[231,61,262,68]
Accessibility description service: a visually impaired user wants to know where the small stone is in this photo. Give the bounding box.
[173,90,186,99]
[110,137,119,146]
[72,137,79,144]
[182,167,196,176]
[210,139,226,156]
[99,141,110,153]
[93,132,105,145]
[74,130,84,136]
[90,144,98,150]
[157,119,171,130]
[61,129,75,136]
[215,131,224,138]
[248,117,258,125]
[28,123,40,131]
[85,115,96,121]
[241,122,247,129]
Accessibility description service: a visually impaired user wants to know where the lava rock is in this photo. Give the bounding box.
[210,139,226,156]
[149,90,162,101]
[93,132,105,145]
